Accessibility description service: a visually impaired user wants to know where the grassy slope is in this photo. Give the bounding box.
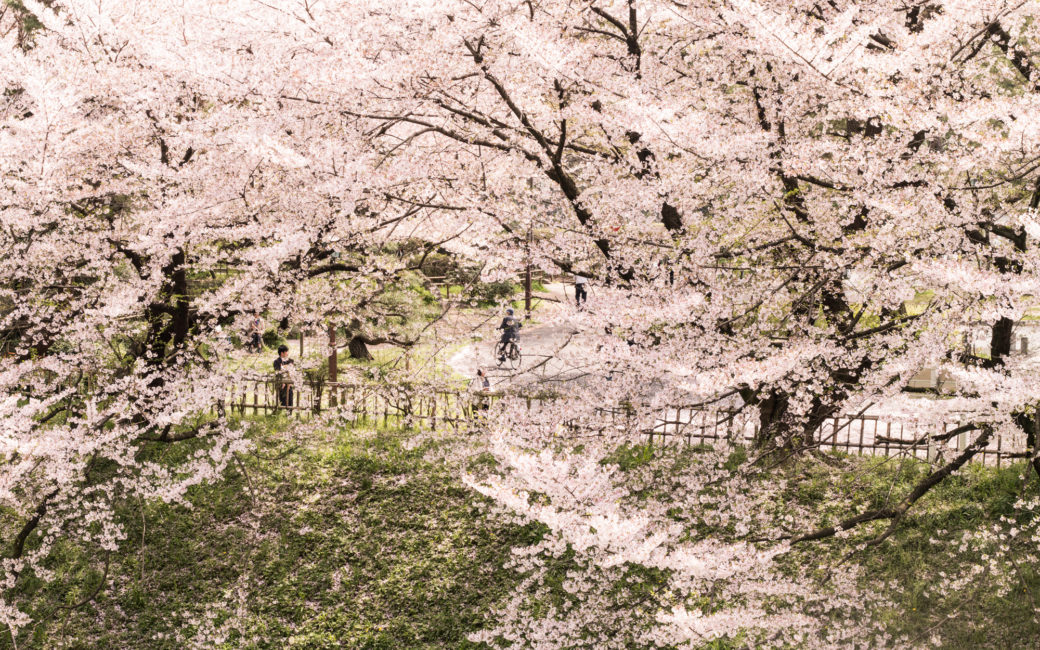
[600,444,1040,648]
[15,423,1039,648]
[779,455,1040,648]
[33,421,540,649]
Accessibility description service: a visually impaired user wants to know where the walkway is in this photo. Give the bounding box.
[447,282,600,390]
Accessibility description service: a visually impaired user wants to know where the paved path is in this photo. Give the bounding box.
[449,284,1040,409]
[448,283,602,390]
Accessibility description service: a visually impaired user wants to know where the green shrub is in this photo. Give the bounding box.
[470,279,518,305]
[262,330,284,348]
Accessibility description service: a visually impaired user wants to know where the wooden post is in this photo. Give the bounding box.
[328,324,337,408]
[524,263,532,317]
[524,224,532,318]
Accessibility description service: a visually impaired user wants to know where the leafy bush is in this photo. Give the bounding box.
[262,330,284,348]
[469,280,518,306]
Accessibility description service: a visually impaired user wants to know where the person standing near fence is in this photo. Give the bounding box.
[574,274,588,308]
[273,344,294,407]
[473,368,491,414]
[249,312,263,352]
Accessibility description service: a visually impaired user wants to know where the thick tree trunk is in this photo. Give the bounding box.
[755,391,789,449]
[1016,410,1040,479]
[1032,410,1040,480]
[348,335,372,360]
[170,248,190,347]
[145,247,189,381]
[989,317,1014,366]
[753,392,840,454]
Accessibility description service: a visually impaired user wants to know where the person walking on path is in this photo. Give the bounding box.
[574,274,588,308]
[273,344,295,408]
[472,368,492,413]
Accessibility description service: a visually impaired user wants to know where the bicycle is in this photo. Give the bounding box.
[494,339,522,370]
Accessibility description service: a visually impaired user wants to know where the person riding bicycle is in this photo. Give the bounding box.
[497,308,522,363]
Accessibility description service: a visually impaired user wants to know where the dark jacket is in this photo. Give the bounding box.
[498,316,521,334]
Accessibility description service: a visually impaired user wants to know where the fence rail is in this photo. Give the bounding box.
[222,376,1028,467]
[647,407,1023,467]
[222,375,487,432]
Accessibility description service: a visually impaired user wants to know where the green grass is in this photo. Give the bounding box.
[778,456,1040,649]
[904,290,935,316]
[590,441,1040,647]
[336,344,405,369]
[437,284,465,299]
[14,420,1039,648]
[21,420,540,649]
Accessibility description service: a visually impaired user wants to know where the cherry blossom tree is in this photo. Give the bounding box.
[342,4,1040,438]
[0,0,485,636]
[334,0,1040,643]
[343,0,1040,437]
[4,0,1040,645]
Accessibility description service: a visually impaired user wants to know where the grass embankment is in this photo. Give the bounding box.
[793,457,1040,648]
[604,443,1040,648]
[19,421,1037,648]
[27,420,540,649]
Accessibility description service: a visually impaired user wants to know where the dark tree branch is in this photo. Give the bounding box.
[10,488,59,560]
[788,427,992,544]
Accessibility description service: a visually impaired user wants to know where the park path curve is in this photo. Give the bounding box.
[447,283,598,390]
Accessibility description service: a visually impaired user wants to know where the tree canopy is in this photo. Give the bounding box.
[2,0,1040,646]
